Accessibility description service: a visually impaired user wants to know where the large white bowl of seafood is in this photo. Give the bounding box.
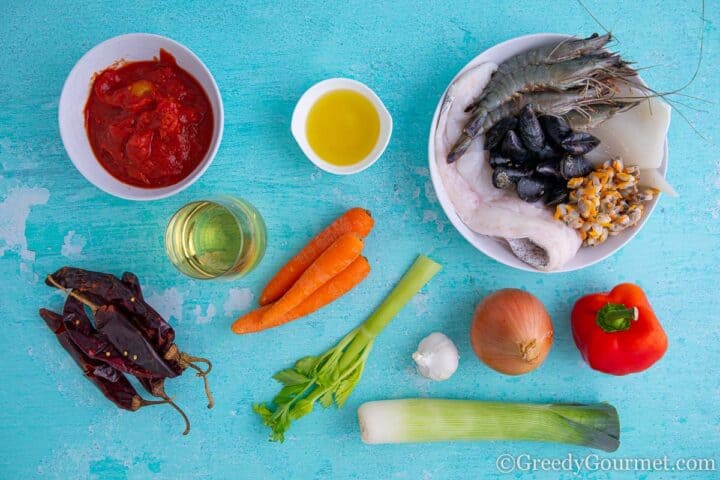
[429,33,675,273]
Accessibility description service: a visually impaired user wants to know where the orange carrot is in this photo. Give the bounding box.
[231,256,371,334]
[259,208,374,305]
[261,233,364,324]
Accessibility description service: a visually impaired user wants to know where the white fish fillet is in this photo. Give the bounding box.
[434,63,581,271]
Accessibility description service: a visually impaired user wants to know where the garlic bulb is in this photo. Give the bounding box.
[412,332,459,381]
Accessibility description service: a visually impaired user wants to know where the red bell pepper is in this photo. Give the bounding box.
[571,283,667,375]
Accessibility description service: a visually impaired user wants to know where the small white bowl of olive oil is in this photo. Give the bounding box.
[291,78,392,175]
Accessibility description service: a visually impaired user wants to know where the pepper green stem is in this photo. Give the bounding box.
[596,303,638,332]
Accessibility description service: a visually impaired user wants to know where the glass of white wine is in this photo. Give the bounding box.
[164,196,266,279]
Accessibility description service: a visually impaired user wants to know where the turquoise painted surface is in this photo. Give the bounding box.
[1,0,718,478]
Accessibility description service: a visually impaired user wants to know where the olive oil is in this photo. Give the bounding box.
[165,197,266,279]
[306,89,380,166]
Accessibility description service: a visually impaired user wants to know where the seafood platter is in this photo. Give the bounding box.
[430,33,672,272]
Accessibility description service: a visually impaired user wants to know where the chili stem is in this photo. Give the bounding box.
[158,391,191,435]
[46,275,101,312]
[178,353,214,409]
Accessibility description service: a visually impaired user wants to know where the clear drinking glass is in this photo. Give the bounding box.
[164,196,266,279]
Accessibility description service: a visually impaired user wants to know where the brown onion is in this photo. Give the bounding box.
[470,289,553,375]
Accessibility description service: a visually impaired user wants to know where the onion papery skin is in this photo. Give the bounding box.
[470,289,553,375]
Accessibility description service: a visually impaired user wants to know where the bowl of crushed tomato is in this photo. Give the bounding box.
[59,34,223,200]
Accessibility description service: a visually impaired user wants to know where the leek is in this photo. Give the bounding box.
[358,399,620,452]
[255,255,442,442]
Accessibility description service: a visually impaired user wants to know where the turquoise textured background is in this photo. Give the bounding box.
[1,1,718,478]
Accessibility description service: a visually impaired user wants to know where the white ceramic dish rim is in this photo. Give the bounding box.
[291,78,393,175]
[428,33,668,273]
[58,33,224,201]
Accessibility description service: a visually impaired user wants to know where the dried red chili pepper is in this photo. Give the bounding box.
[93,363,122,383]
[45,267,214,430]
[120,273,214,409]
[94,304,178,378]
[49,268,213,407]
[49,268,173,347]
[61,296,160,379]
[45,300,192,434]
[48,268,212,388]
[120,271,175,349]
[118,273,213,406]
[63,289,192,433]
[39,308,166,412]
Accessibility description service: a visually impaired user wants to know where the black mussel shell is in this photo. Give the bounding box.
[489,154,512,168]
[492,167,514,190]
[485,116,518,151]
[544,185,569,206]
[535,161,562,178]
[560,132,601,155]
[492,166,532,190]
[560,154,593,179]
[517,104,546,153]
[510,154,539,170]
[539,114,572,146]
[536,144,560,162]
[517,176,547,202]
[500,130,529,163]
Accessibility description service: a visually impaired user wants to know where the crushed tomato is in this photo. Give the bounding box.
[84,50,214,188]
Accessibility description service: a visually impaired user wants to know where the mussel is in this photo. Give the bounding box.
[485,109,596,206]
[485,117,518,151]
[560,132,601,155]
[536,144,561,162]
[517,104,545,153]
[539,114,572,146]
[535,161,562,179]
[492,166,532,190]
[500,130,529,163]
[517,176,547,203]
[559,155,593,179]
[544,182,570,206]
[489,154,512,168]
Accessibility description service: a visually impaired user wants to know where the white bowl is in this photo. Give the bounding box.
[291,78,392,175]
[58,33,224,201]
[428,33,668,273]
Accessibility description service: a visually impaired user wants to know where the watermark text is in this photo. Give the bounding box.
[495,453,716,474]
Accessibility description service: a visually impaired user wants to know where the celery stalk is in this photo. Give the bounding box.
[358,399,620,452]
[255,255,442,442]
[339,255,442,371]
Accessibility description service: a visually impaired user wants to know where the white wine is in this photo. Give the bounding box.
[165,197,266,279]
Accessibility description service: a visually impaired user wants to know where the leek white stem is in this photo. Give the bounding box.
[358,399,620,452]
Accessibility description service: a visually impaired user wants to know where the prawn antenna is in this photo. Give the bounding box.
[580,0,709,141]
[665,0,705,96]
[576,0,613,39]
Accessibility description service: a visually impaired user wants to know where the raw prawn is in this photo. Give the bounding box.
[465,33,613,114]
[448,34,644,163]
